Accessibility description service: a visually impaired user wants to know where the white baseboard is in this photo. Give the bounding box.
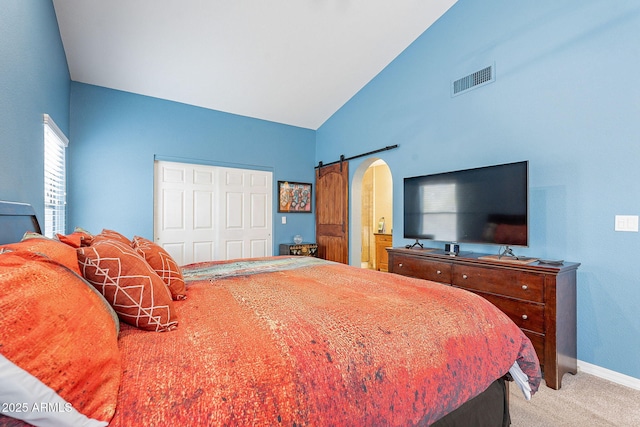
[577,360,640,391]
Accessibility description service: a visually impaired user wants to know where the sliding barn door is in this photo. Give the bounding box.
[315,162,349,264]
[154,161,272,265]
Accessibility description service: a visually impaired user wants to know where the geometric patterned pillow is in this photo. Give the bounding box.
[95,228,131,245]
[77,239,178,332]
[0,250,121,425]
[132,235,187,300]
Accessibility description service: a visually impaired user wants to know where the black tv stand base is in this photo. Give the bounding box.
[405,240,424,249]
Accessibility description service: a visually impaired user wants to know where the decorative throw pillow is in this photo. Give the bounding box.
[75,227,95,246]
[94,228,132,245]
[57,231,83,248]
[132,235,187,300]
[0,251,121,425]
[77,239,178,332]
[0,233,81,275]
[57,228,94,248]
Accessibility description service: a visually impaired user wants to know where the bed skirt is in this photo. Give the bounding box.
[431,377,510,427]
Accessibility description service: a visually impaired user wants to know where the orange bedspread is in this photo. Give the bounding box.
[109,257,541,426]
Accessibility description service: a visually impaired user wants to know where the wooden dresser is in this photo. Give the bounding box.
[387,247,580,389]
[374,233,392,271]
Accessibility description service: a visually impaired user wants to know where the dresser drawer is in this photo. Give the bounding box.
[390,254,451,283]
[523,330,545,368]
[452,265,544,302]
[375,234,392,244]
[467,291,545,334]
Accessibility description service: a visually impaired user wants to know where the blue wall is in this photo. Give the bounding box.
[0,0,70,221]
[68,83,316,249]
[2,0,638,381]
[317,0,640,379]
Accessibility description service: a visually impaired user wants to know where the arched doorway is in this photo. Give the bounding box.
[350,159,393,269]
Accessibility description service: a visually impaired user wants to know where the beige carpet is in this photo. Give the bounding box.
[509,372,640,426]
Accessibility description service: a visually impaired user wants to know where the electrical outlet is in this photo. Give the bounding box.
[282,216,286,224]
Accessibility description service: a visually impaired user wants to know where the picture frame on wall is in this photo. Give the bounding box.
[278,181,312,213]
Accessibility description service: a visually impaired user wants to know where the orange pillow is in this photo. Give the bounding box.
[75,227,95,246]
[56,232,83,248]
[95,228,132,245]
[57,228,94,248]
[77,239,178,332]
[0,251,121,424]
[132,235,187,300]
[1,234,81,275]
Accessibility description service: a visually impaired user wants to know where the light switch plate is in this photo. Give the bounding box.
[615,215,639,232]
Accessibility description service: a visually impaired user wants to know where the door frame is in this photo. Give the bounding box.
[350,157,389,267]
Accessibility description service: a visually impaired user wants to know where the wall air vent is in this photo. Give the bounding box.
[452,64,495,96]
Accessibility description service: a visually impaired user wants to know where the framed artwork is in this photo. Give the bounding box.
[278,181,312,213]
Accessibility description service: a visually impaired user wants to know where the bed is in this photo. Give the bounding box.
[0,200,541,426]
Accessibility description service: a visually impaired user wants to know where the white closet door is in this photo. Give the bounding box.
[154,161,272,265]
[217,166,272,260]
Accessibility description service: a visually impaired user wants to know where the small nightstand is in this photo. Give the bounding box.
[279,243,318,257]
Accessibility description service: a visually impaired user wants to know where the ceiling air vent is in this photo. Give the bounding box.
[452,64,495,96]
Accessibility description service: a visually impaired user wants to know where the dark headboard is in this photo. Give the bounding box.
[0,201,42,245]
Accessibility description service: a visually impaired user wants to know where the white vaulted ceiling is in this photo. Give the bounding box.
[53,0,457,129]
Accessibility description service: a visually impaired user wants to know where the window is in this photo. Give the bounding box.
[43,114,69,238]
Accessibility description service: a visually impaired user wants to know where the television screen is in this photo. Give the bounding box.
[403,161,528,247]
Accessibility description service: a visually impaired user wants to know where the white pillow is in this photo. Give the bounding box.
[0,354,107,427]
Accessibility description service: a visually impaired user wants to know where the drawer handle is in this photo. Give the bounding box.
[436,270,442,275]
[521,285,528,290]
[521,314,528,320]
[398,263,403,268]
[462,274,468,279]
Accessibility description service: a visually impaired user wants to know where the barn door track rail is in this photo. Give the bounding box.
[316,145,399,171]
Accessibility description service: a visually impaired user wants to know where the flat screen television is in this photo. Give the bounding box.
[403,161,528,247]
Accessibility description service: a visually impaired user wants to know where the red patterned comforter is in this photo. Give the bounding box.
[109,257,541,426]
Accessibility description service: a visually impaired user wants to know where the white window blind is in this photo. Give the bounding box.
[43,114,69,238]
